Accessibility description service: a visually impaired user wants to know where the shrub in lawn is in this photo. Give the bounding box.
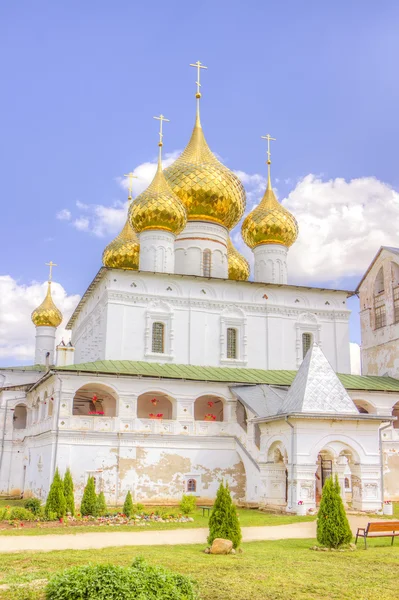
[123,491,134,517]
[180,494,197,515]
[9,507,36,521]
[208,481,242,549]
[81,476,98,517]
[45,510,58,522]
[63,468,75,516]
[24,497,42,515]
[0,507,11,521]
[136,503,144,512]
[45,557,198,600]
[96,492,107,516]
[45,468,66,519]
[317,474,352,548]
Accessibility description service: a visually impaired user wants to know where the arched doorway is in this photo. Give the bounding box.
[73,384,117,417]
[194,395,224,421]
[137,392,175,420]
[393,402,399,429]
[265,441,288,506]
[13,404,27,429]
[315,442,358,505]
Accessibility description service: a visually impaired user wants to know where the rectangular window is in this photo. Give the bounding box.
[302,333,312,358]
[226,327,237,359]
[203,250,212,278]
[394,287,399,323]
[375,304,386,329]
[152,322,165,353]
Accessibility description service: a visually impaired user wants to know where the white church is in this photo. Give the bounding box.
[1,64,399,513]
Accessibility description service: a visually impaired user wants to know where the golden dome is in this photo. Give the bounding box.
[130,156,187,236]
[227,237,250,281]
[102,219,139,270]
[242,165,298,249]
[31,282,63,328]
[164,110,246,230]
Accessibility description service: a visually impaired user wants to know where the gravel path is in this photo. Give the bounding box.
[0,516,375,553]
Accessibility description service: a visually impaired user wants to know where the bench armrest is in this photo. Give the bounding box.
[356,528,365,533]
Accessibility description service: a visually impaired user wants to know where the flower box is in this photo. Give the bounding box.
[149,414,163,419]
[383,501,393,515]
[204,414,216,421]
[296,501,307,516]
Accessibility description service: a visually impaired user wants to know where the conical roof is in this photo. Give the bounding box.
[281,344,358,414]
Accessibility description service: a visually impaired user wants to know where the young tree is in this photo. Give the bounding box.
[317,474,352,548]
[123,491,134,517]
[45,468,66,519]
[207,481,242,549]
[96,491,107,516]
[63,468,75,516]
[81,476,98,517]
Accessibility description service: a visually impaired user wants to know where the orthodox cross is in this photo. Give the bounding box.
[153,114,170,146]
[45,261,57,282]
[261,133,276,162]
[190,60,208,96]
[123,171,137,201]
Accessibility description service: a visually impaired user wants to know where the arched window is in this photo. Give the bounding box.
[374,266,384,295]
[302,333,312,358]
[152,322,165,353]
[236,401,247,432]
[73,384,117,417]
[393,286,399,323]
[13,405,27,430]
[203,249,212,278]
[393,402,399,430]
[344,477,351,489]
[187,479,196,493]
[194,395,224,421]
[227,328,237,359]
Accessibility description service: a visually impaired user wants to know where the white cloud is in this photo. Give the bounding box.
[350,342,361,375]
[0,276,80,363]
[56,209,71,221]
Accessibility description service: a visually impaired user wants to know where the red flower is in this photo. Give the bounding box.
[207,401,214,408]
[151,398,158,406]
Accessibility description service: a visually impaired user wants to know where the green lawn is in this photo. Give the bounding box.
[0,538,398,599]
[0,507,315,536]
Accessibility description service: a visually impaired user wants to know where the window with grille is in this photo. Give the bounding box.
[226,327,237,359]
[374,304,386,329]
[203,249,212,277]
[187,479,196,492]
[394,287,399,323]
[302,333,312,358]
[152,322,165,353]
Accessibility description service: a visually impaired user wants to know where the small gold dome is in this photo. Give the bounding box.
[242,168,298,249]
[164,113,246,230]
[31,282,63,327]
[102,219,139,270]
[130,161,187,235]
[227,237,250,281]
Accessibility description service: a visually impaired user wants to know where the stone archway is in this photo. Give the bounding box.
[137,391,175,420]
[73,383,117,417]
[262,441,289,508]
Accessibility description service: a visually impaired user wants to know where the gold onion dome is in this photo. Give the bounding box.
[102,218,139,270]
[164,62,246,230]
[130,117,187,235]
[31,281,63,328]
[242,159,298,249]
[227,237,250,281]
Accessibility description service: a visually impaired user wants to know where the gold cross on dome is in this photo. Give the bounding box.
[190,60,208,96]
[45,261,57,281]
[123,171,137,200]
[153,114,170,146]
[261,133,276,162]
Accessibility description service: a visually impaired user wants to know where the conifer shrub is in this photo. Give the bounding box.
[96,491,107,516]
[123,491,134,517]
[45,557,198,600]
[63,468,75,516]
[81,476,98,517]
[180,494,197,515]
[207,481,242,549]
[317,474,352,548]
[45,468,66,519]
[24,497,42,515]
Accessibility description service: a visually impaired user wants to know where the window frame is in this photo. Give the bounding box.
[187,479,197,493]
[226,327,238,359]
[302,332,313,358]
[393,286,399,324]
[151,321,165,354]
[202,249,212,278]
[374,302,386,330]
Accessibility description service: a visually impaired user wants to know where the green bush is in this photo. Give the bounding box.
[208,481,242,549]
[81,476,98,517]
[0,507,11,521]
[24,497,42,515]
[136,503,144,512]
[45,510,58,522]
[45,468,66,519]
[63,468,75,516]
[123,491,134,517]
[317,474,352,548]
[45,557,198,600]
[96,492,107,516]
[180,494,197,515]
[9,507,36,521]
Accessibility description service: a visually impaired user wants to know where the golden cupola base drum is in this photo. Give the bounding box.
[227,237,250,281]
[242,135,298,284]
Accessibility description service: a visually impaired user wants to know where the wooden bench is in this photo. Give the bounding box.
[355,521,399,549]
[198,505,212,517]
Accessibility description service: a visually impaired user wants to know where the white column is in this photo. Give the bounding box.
[254,244,288,284]
[34,326,56,365]
[139,230,175,273]
[351,464,382,512]
[174,221,228,278]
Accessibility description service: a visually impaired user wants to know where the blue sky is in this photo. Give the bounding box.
[1,1,399,363]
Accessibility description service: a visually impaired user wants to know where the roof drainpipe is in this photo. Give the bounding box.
[51,376,63,477]
[285,415,295,512]
[379,421,392,508]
